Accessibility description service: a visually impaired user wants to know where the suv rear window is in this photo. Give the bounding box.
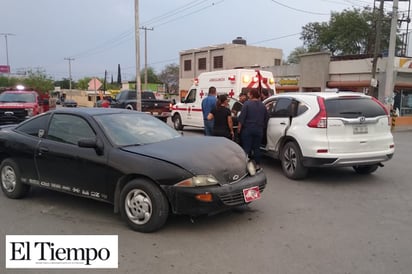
[325,97,386,118]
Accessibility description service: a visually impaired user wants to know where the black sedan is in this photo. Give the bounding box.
[0,108,266,232]
[62,99,78,107]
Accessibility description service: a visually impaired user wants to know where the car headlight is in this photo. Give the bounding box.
[175,175,219,187]
[25,108,34,117]
[247,160,257,176]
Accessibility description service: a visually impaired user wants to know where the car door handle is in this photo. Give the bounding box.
[38,147,49,154]
[280,122,286,125]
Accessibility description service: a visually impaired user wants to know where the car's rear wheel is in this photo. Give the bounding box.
[0,159,30,199]
[125,104,135,110]
[281,141,308,180]
[120,179,169,233]
[353,164,379,175]
[172,114,183,130]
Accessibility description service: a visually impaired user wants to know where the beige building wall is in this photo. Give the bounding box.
[59,89,100,107]
[299,52,330,91]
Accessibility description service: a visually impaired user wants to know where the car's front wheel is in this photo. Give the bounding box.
[353,164,379,175]
[172,114,183,130]
[281,141,308,180]
[120,179,169,233]
[0,159,30,199]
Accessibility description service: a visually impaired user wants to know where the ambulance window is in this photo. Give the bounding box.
[186,89,197,103]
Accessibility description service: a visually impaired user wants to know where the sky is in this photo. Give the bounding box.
[1,0,411,81]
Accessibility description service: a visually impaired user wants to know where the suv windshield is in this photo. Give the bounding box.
[0,92,36,103]
[325,97,386,118]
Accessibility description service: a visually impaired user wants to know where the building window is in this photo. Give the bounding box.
[184,60,192,71]
[274,59,281,66]
[198,58,206,70]
[213,56,223,69]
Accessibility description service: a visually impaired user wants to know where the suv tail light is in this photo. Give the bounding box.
[372,97,390,125]
[307,96,327,128]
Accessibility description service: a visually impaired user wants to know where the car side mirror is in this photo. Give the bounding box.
[78,138,104,155]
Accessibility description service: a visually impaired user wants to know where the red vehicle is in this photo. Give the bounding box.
[0,86,55,125]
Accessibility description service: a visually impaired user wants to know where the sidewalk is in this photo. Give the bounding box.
[393,124,412,132]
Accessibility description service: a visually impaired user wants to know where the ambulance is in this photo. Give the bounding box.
[171,69,276,130]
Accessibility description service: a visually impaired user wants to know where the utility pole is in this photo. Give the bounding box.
[371,0,384,99]
[384,0,399,109]
[64,57,74,98]
[135,0,142,111]
[140,26,154,91]
[0,33,15,75]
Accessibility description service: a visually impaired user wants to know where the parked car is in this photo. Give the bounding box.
[62,99,77,107]
[0,86,53,125]
[0,108,266,232]
[110,90,171,122]
[261,91,395,179]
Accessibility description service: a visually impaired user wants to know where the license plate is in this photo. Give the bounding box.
[243,186,261,202]
[353,125,368,134]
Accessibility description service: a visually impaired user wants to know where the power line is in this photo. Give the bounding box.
[143,0,209,25]
[66,0,223,61]
[270,0,330,15]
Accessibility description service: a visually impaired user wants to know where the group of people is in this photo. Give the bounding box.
[202,86,269,169]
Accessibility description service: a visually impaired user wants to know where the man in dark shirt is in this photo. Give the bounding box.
[238,89,268,168]
[232,92,247,116]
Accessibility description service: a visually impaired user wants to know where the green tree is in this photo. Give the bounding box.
[158,63,179,93]
[286,47,308,64]
[22,70,54,94]
[0,76,19,88]
[301,7,399,56]
[140,67,161,84]
[77,77,92,90]
[54,78,75,89]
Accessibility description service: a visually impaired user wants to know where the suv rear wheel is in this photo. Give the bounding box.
[281,142,308,180]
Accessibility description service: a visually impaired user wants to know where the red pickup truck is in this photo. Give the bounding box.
[0,87,55,125]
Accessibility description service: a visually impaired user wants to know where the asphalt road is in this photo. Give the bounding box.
[1,127,411,274]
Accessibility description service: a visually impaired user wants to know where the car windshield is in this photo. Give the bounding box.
[0,92,36,103]
[94,112,181,146]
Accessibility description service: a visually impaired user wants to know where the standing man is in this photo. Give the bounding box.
[393,90,401,114]
[201,86,217,136]
[237,89,269,169]
[231,92,248,116]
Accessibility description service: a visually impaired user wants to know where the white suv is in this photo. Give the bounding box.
[262,91,395,179]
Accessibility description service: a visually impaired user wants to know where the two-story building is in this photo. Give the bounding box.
[179,37,283,96]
